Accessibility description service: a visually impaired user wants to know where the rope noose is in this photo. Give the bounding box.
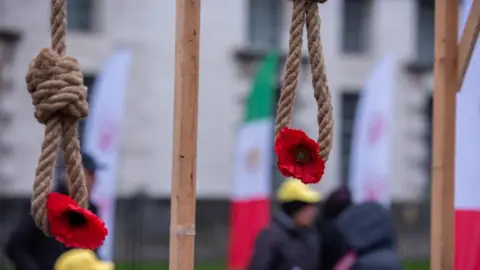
[275,0,333,161]
[26,0,89,235]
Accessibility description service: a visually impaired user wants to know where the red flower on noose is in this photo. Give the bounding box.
[274,127,326,184]
[47,192,108,249]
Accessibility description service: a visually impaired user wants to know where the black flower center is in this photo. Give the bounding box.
[65,211,87,227]
[293,146,311,164]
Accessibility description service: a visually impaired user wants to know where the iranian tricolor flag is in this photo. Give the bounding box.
[455,0,480,268]
[228,53,279,270]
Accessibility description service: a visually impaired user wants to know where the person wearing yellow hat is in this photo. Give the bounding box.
[277,177,322,227]
[54,249,114,270]
[248,178,321,270]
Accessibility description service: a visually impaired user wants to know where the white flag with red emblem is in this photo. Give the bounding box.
[348,54,397,207]
[84,49,132,260]
[454,0,480,268]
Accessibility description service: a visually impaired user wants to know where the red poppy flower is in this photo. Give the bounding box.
[47,192,108,249]
[274,127,325,184]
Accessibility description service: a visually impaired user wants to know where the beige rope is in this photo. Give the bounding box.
[305,0,333,160]
[274,0,333,161]
[26,0,89,235]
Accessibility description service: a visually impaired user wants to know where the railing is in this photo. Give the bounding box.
[0,29,20,193]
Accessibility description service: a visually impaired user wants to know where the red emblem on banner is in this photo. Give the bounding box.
[368,115,386,145]
[98,120,119,152]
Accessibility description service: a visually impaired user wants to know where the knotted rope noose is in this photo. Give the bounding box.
[26,0,89,235]
[274,0,334,161]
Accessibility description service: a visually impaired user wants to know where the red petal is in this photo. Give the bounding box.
[299,158,326,184]
[302,135,320,154]
[66,206,108,249]
[274,127,305,154]
[277,161,296,178]
[279,128,304,143]
[47,193,108,250]
[47,192,76,215]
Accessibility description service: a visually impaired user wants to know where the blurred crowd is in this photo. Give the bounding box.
[248,178,401,270]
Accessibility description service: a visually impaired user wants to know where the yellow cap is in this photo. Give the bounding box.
[55,249,114,270]
[277,178,321,203]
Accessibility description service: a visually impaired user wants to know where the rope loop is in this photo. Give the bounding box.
[275,0,333,161]
[27,0,89,235]
[26,48,88,124]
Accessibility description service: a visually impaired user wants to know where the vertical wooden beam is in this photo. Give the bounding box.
[431,0,458,269]
[169,1,201,270]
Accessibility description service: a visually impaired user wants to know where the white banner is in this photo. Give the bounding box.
[349,54,397,207]
[454,1,480,268]
[455,0,480,210]
[84,49,132,260]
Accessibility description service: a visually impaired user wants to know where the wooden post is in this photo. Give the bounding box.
[431,0,458,269]
[169,0,201,270]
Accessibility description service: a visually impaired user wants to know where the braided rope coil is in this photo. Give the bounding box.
[275,0,333,161]
[27,49,88,123]
[26,47,89,234]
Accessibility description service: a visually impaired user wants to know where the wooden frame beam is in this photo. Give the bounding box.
[457,0,480,91]
[431,0,458,269]
[169,1,201,270]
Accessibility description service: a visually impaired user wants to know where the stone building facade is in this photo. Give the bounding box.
[0,0,436,201]
[0,0,439,261]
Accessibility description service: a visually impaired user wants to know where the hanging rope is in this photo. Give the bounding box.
[274,0,333,161]
[26,0,89,235]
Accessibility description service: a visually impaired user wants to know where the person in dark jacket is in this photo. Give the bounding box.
[248,178,321,270]
[332,202,402,270]
[317,186,353,270]
[321,202,402,270]
[4,153,102,270]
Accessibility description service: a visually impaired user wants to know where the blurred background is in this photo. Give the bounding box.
[0,0,441,269]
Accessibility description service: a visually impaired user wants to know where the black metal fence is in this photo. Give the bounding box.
[0,195,430,268]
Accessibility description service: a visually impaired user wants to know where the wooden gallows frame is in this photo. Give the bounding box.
[168,0,480,269]
[431,0,480,269]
